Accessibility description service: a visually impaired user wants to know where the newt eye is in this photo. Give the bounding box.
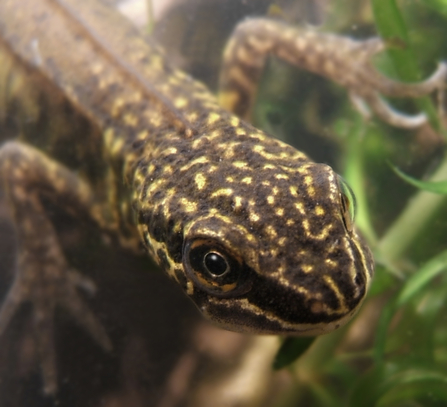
[203,252,229,276]
[337,176,356,232]
[184,239,247,297]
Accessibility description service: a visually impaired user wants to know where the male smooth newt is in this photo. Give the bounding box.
[0,0,444,395]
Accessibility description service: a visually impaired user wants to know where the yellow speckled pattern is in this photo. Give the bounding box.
[0,0,379,349]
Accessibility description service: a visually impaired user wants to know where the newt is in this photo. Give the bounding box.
[0,0,444,395]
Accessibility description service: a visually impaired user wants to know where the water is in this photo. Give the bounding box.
[1,0,447,406]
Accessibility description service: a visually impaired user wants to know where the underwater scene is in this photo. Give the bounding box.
[0,0,446,406]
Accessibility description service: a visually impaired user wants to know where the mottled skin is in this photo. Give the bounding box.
[137,119,372,335]
[0,0,443,395]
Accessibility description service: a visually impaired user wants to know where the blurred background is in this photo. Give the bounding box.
[1,0,447,406]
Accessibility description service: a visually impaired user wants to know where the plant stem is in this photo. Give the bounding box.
[376,154,447,270]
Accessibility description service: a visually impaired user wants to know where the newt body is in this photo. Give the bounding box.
[1,0,444,395]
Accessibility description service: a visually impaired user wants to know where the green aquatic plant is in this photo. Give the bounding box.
[269,1,447,406]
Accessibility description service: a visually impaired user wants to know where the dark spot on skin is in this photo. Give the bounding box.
[174,267,187,290]
[137,210,150,225]
[166,230,183,264]
[132,139,145,150]
[148,212,165,243]
[354,274,362,286]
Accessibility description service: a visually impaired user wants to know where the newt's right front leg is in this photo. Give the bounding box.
[219,18,447,129]
[0,141,112,395]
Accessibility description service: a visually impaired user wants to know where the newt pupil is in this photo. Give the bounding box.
[204,252,229,276]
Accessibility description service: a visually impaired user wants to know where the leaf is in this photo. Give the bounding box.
[372,0,440,128]
[367,265,398,297]
[374,250,447,361]
[391,164,447,194]
[372,0,419,81]
[350,364,447,407]
[341,115,378,246]
[421,0,447,18]
[373,301,396,362]
[395,249,447,307]
[273,337,315,370]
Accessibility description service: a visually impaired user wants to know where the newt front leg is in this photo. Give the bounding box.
[0,141,112,395]
[219,18,447,128]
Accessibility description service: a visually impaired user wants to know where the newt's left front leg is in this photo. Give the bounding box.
[0,141,112,395]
